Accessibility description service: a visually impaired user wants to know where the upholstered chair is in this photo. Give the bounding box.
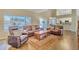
[8,34,28,48]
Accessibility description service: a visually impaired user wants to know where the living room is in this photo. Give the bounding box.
[0,9,78,50]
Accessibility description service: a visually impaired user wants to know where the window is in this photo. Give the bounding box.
[26,16,32,25]
[49,17,57,26]
[4,16,11,32]
[57,9,72,16]
[11,16,26,29]
[4,16,32,32]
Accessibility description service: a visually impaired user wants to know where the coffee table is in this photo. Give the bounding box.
[34,30,48,40]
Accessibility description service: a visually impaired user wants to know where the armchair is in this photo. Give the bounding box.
[8,34,28,48]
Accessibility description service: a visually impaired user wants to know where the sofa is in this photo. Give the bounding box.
[8,34,28,48]
[23,25,34,37]
[8,26,29,48]
[50,25,63,36]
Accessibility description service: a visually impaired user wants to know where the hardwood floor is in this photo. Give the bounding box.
[8,30,77,50]
[55,31,77,50]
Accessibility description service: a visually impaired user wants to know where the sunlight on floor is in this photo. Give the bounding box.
[0,40,11,50]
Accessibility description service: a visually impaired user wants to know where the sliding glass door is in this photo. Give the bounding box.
[39,18,48,29]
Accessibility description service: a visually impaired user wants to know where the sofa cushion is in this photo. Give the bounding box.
[20,35,27,41]
[28,31,34,33]
[13,30,23,36]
